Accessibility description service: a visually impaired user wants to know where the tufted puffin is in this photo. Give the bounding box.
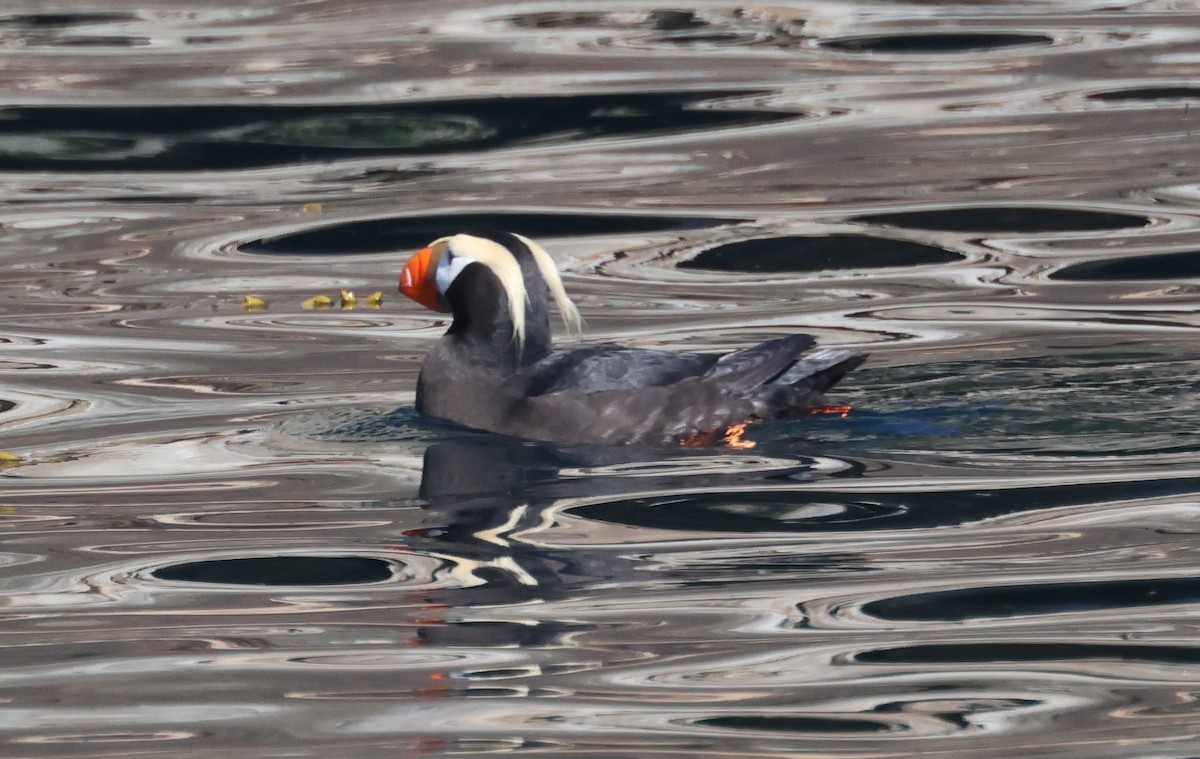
[398,230,866,446]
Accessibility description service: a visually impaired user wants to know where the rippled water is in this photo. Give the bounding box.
[2,1,1200,756]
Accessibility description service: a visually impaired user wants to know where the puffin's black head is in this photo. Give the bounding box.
[399,232,581,354]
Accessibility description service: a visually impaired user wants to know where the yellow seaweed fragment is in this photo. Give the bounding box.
[241,295,268,311]
[289,291,387,310]
[302,202,323,214]
[303,294,334,310]
[0,451,20,469]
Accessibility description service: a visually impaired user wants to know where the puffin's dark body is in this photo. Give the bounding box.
[413,231,865,446]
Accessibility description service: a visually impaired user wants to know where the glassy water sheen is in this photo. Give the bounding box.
[1,1,1199,757]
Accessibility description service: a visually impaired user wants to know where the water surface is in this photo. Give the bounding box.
[2,1,1200,757]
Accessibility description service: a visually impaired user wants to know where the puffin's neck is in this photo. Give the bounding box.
[444,263,553,369]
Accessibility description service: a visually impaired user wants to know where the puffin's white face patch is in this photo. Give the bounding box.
[435,249,472,296]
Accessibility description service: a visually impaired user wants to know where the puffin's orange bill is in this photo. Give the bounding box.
[399,247,450,313]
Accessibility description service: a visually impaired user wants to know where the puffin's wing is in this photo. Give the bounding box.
[513,335,826,445]
[704,334,816,385]
[752,348,867,418]
[524,346,720,396]
[773,348,866,390]
[513,379,755,445]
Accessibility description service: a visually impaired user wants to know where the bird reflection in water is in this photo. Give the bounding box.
[395,433,869,732]
[408,432,863,606]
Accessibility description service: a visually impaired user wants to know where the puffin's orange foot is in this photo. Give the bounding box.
[806,404,853,418]
[679,420,756,449]
[722,420,756,449]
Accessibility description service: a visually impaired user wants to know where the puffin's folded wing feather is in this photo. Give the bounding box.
[771,348,866,388]
[702,334,816,387]
[509,335,832,444]
[752,349,868,418]
[508,380,756,446]
[524,346,720,396]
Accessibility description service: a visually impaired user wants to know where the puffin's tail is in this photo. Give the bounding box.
[752,348,867,418]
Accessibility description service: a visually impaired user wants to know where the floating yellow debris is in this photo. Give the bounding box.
[365,291,383,308]
[242,295,268,311]
[302,202,323,214]
[339,290,356,309]
[302,294,334,309]
[0,451,20,469]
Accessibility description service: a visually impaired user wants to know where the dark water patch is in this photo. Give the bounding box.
[509,8,791,48]
[0,13,136,27]
[508,11,611,29]
[322,167,443,188]
[1052,250,1200,281]
[152,556,395,586]
[700,715,893,734]
[103,195,208,205]
[465,668,537,680]
[244,213,739,255]
[419,437,583,498]
[509,9,709,31]
[857,207,1149,233]
[641,11,767,46]
[0,13,143,47]
[866,576,1200,622]
[647,10,709,31]
[809,351,1200,454]
[686,552,871,574]
[574,477,1200,533]
[859,642,1200,665]
[679,234,959,273]
[184,35,241,46]
[416,620,580,648]
[51,35,151,47]
[576,492,904,533]
[648,30,761,46]
[462,687,536,697]
[1089,87,1200,102]
[823,33,1052,53]
[0,91,792,172]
